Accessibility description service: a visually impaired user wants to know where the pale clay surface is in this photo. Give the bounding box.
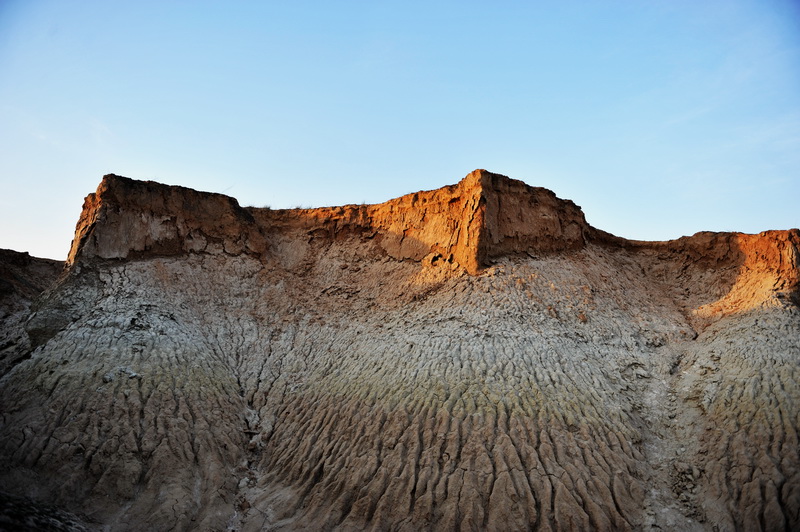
[0,170,798,531]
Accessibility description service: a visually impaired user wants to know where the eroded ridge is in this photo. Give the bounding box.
[0,171,798,531]
[67,169,593,275]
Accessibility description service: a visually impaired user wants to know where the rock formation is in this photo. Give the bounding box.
[0,170,798,531]
[0,249,62,378]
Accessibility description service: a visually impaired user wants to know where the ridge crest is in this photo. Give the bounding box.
[67,170,593,274]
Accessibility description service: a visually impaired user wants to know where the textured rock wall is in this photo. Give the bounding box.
[68,169,594,275]
[67,175,268,264]
[615,230,800,330]
[0,249,62,377]
[480,171,589,259]
[1,171,798,531]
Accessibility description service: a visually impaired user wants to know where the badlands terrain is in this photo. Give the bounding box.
[0,170,798,531]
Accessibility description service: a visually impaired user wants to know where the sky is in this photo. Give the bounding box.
[1,0,798,260]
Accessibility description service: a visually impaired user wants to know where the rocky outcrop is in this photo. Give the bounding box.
[0,249,62,377]
[1,170,798,531]
[68,170,593,274]
[67,175,268,264]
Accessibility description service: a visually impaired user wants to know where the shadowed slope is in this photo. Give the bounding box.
[0,249,62,377]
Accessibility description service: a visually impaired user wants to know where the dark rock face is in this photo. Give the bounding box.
[0,490,91,531]
[0,249,62,377]
[0,170,798,531]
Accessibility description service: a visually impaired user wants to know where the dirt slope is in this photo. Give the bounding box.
[0,170,798,531]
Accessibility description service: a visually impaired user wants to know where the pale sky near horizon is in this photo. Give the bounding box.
[1,0,799,260]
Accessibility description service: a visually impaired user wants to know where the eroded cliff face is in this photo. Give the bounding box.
[0,250,62,377]
[1,170,798,531]
[67,170,594,274]
[67,175,268,263]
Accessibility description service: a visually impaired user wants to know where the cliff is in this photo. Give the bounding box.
[67,170,592,273]
[0,249,62,377]
[1,170,798,531]
[66,170,799,324]
[66,174,267,264]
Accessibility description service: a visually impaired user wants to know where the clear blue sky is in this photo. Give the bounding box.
[1,0,798,260]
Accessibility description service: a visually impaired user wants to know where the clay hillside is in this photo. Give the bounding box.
[0,170,798,531]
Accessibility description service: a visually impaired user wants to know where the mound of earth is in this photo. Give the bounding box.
[0,170,798,531]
